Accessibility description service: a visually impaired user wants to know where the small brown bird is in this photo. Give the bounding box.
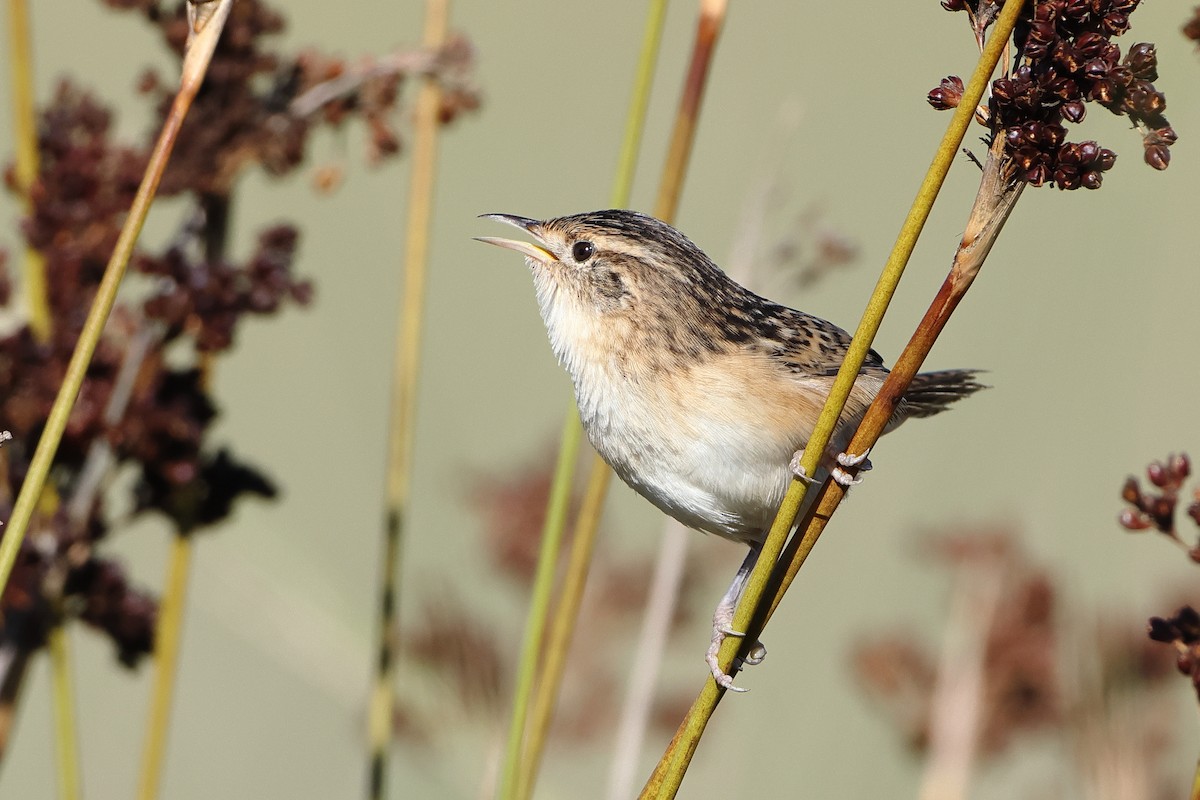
[478,209,984,690]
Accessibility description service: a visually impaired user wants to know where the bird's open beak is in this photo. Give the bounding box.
[475,214,555,264]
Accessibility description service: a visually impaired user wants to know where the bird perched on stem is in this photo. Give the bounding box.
[478,209,984,690]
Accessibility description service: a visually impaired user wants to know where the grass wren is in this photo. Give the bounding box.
[478,209,984,690]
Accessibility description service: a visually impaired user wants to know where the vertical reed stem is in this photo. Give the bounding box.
[47,626,80,800]
[369,0,448,796]
[5,0,50,341]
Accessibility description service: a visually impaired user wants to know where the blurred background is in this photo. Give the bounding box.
[1,1,1198,798]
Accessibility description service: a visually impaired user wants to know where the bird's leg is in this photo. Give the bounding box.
[706,543,765,692]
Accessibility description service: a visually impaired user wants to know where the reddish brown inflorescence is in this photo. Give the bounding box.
[0,0,478,668]
[934,0,1176,189]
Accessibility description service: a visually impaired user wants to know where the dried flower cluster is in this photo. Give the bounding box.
[1147,606,1200,702]
[1120,453,1200,705]
[0,0,478,672]
[933,0,1176,189]
[1119,453,1200,557]
[855,530,1182,792]
[853,532,1064,756]
[112,0,479,183]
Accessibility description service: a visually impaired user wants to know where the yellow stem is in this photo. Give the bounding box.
[5,0,50,342]
[136,536,192,800]
[370,0,448,796]
[641,2,1026,797]
[47,626,81,800]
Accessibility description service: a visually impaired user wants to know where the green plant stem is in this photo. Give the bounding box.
[640,2,1026,797]
[0,0,231,634]
[370,0,448,797]
[5,0,50,342]
[497,410,585,800]
[47,626,80,800]
[516,461,611,800]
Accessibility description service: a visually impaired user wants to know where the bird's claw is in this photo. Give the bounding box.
[789,449,816,483]
[831,448,872,487]
[706,621,766,693]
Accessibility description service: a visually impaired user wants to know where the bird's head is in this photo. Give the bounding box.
[477,209,727,320]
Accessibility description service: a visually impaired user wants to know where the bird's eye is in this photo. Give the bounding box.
[572,241,595,262]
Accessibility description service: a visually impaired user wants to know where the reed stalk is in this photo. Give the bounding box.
[47,626,80,800]
[368,0,449,796]
[5,2,84,792]
[5,0,50,342]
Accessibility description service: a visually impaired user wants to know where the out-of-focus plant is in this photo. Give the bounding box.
[855,529,1185,799]
[0,0,478,767]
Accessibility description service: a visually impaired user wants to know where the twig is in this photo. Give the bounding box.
[136,536,191,800]
[368,0,448,796]
[605,521,689,800]
[917,553,1005,800]
[289,49,441,118]
[0,0,231,623]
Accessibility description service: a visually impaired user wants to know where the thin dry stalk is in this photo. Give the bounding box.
[917,555,1005,800]
[763,132,1024,630]
[47,627,80,800]
[73,5,239,800]
[0,0,231,620]
[5,2,81,790]
[605,521,688,800]
[369,0,449,796]
[135,537,191,800]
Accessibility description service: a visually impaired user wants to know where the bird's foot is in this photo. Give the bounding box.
[706,604,766,692]
[788,448,816,484]
[831,448,872,487]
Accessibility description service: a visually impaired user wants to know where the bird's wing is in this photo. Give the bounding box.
[752,305,887,377]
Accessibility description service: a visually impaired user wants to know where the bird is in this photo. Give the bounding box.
[477,209,984,690]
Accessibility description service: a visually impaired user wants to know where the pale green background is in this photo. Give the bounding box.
[1,2,1198,798]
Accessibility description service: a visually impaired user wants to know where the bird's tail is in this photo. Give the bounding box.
[900,369,987,419]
